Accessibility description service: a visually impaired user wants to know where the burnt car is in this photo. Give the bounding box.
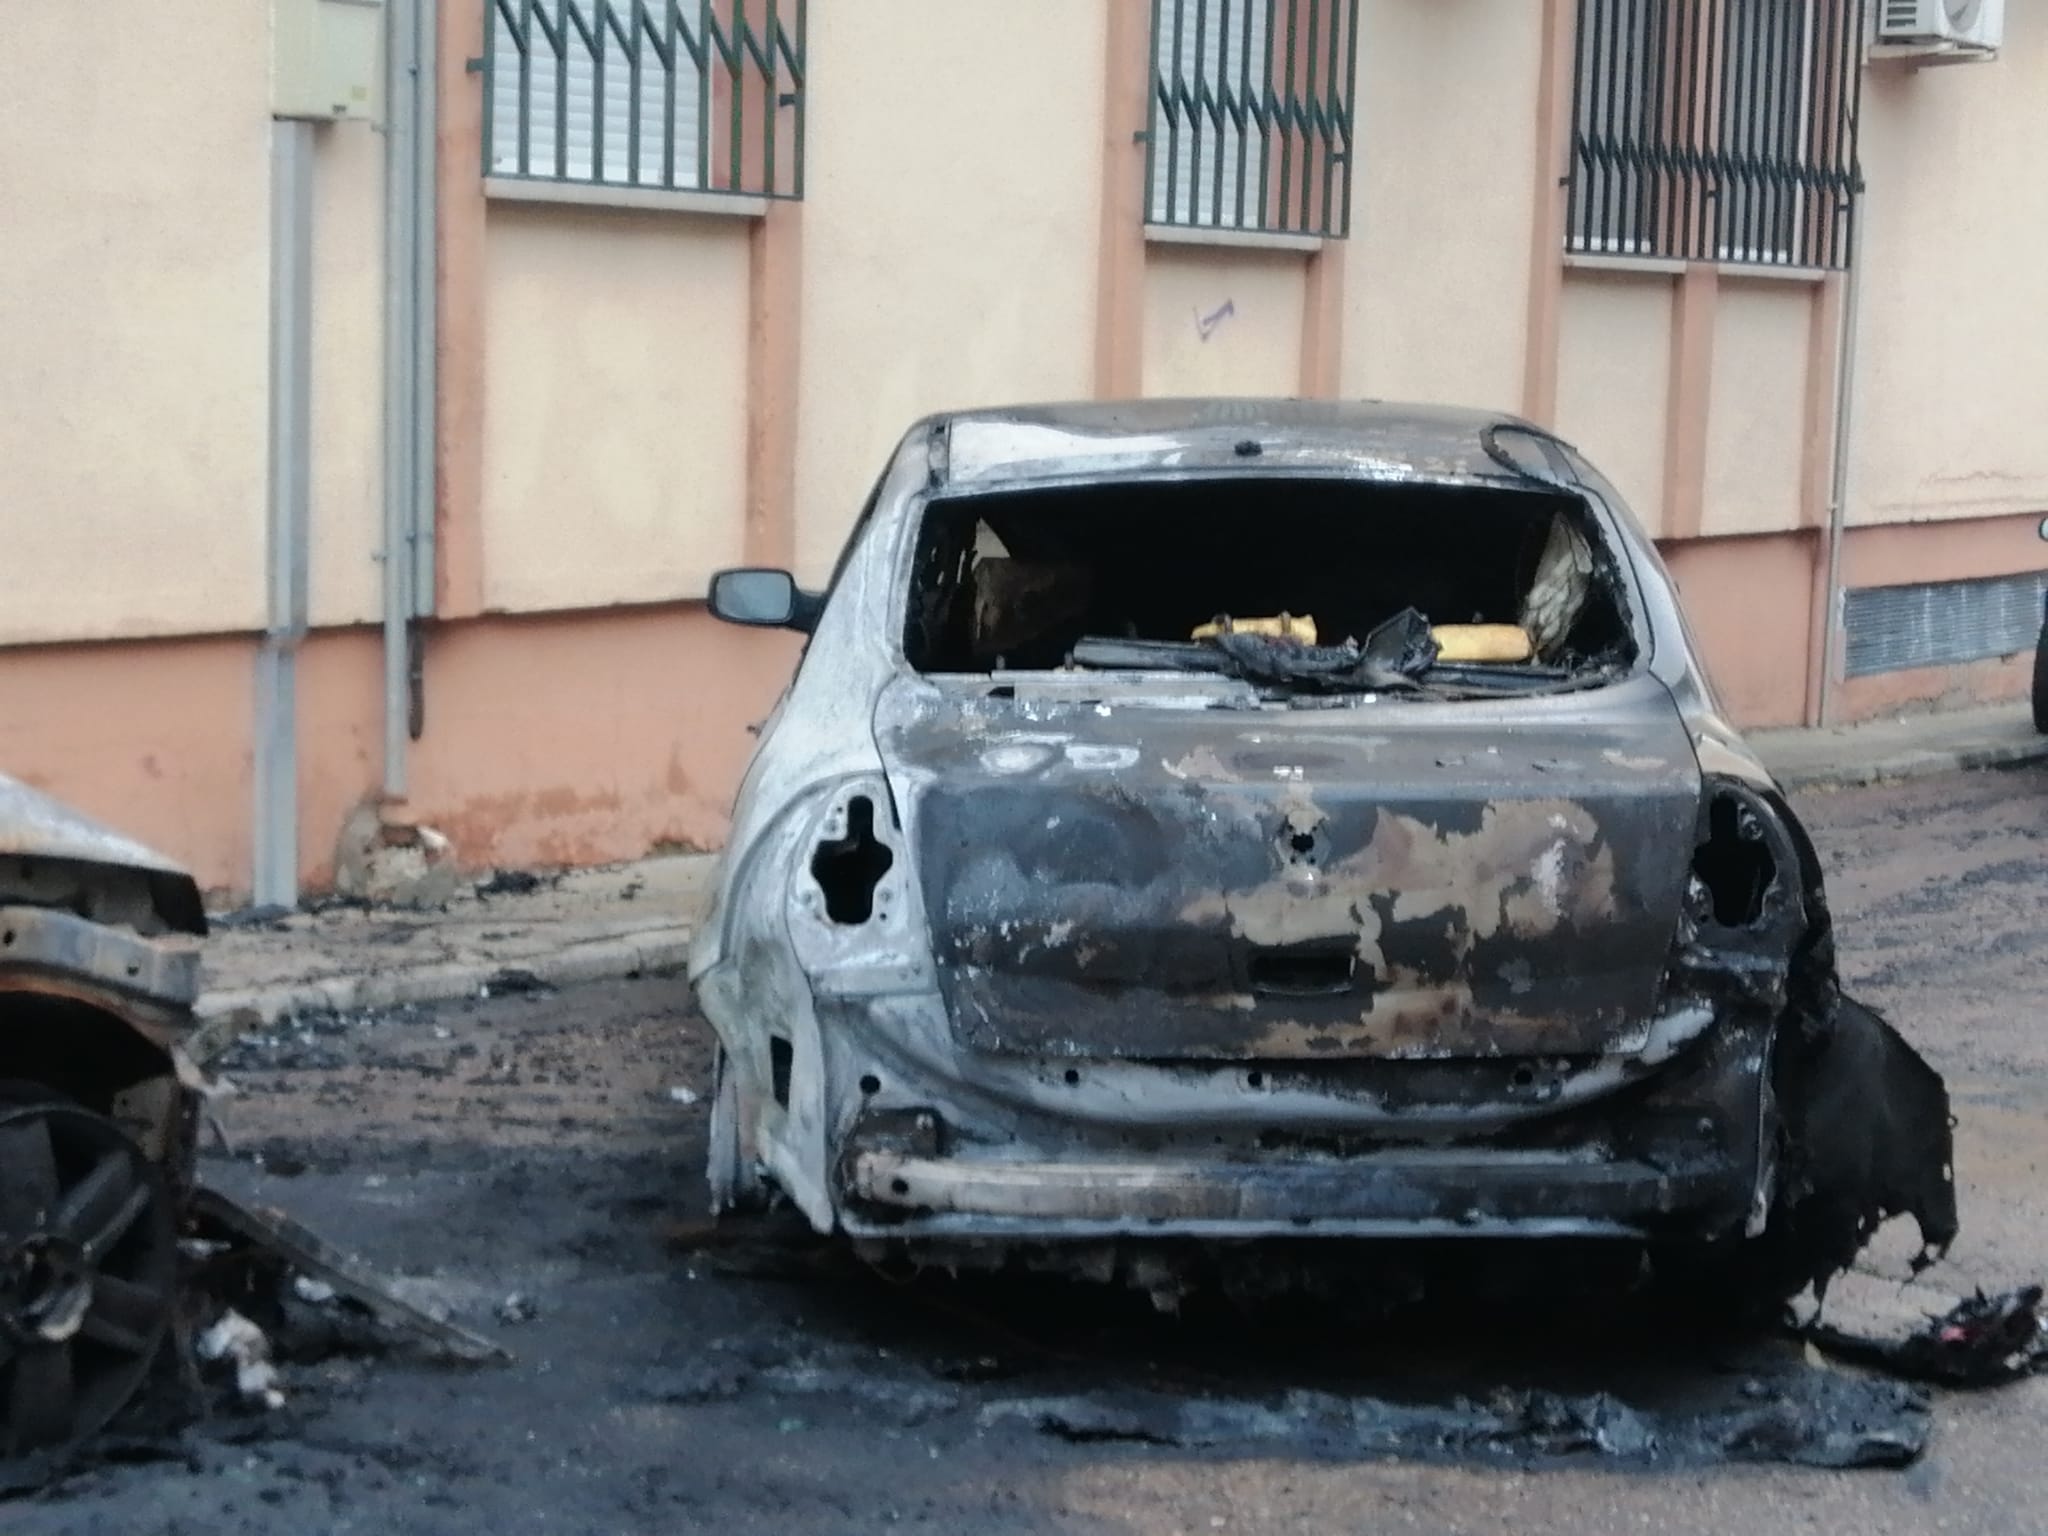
[0,776,204,1462]
[691,400,1956,1301]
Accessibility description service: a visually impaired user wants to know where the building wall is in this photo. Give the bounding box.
[1346,0,1541,412]
[0,5,387,645]
[1534,10,2048,724]
[793,0,1106,583]
[0,611,795,894]
[1555,273,1675,538]
[1658,533,1820,728]
[0,635,258,888]
[1144,247,1305,398]
[3,2,2045,897]
[1853,8,2048,528]
[1701,280,1815,539]
[2,3,272,643]
[310,124,391,628]
[478,205,752,610]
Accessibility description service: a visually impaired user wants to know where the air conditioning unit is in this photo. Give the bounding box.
[1875,0,2004,59]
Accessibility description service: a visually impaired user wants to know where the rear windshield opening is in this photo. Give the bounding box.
[902,478,1637,695]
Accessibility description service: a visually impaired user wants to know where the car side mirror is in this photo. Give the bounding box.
[709,568,820,632]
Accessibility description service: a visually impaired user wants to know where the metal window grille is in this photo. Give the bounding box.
[1843,572,2048,677]
[1567,0,1865,269]
[484,1,805,199]
[1146,0,1359,239]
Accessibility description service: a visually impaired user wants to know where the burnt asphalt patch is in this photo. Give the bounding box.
[633,1232,1939,1471]
[0,990,1949,1533]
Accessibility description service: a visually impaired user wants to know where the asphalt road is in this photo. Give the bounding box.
[11,763,2048,1535]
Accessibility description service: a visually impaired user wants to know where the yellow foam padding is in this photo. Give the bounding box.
[1431,624,1534,663]
[1190,614,1318,645]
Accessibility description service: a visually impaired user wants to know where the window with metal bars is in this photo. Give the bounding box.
[484,1,805,199]
[1567,0,1865,269]
[1146,0,1359,239]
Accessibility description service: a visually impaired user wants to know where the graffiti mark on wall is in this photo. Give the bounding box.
[1196,299,1236,342]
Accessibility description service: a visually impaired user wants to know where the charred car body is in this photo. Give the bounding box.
[691,400,1956,1300]
[0,777,204,1462]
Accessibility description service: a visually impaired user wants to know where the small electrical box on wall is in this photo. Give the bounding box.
[273,0,385,122]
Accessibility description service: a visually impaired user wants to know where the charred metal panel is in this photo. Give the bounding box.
[847,1148,1732,1231]
[1771,995,1957,1300]
[0,775,206,936]
[889,682,1700,1061]
[0,906,200,1021]
[942,401,1547,492]
[838,1008,1777,1241]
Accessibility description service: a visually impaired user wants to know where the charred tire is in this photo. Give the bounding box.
[0,1085,178,1462]
[706,1047,768,1216]
[2032,614,2047,734]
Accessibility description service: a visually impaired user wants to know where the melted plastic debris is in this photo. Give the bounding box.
[1809,1284,2048,1387]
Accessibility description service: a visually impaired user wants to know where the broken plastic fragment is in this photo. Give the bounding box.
[1190,613,1318,645]
[189,1185,513,1365]
[1521,512,1595,657]
[1431,623,1534,663]
[197,1309,287,1410]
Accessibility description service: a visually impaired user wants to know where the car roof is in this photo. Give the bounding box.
[929,398,1567,492]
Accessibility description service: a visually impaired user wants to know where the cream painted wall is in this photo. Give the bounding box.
[309,125,389,628]
[1345,0,1540,412]
[791,0,1106,584]
[1142,246,1304,399]
[1851,14,2048,527]
[478,204,750,611]
[0,3,272,643]
[1554,272,1671,537]
[1701,280,1811,537]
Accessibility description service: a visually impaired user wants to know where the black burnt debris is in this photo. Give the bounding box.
[976,1375,1934,1471]
[1748,796,1960,1305]
[1770,993,1959,1298]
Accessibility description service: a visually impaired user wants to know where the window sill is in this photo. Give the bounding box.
[1565,251,1832,284]
[484,177,770,219]
[1145,223,1329,255]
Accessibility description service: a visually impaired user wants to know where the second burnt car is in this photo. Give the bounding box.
[690,400,1956,1301]
[0,778,205,1465]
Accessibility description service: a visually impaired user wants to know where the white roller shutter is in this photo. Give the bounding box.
[489,1,706,188]
[1150,0,1270,227]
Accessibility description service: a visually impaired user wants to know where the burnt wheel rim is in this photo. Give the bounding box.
[0,1100,176,1460]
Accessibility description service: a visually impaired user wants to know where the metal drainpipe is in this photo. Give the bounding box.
[1815,215,1864,727]
[410,0,437,664]
[382,0,420,800]
[383,0,437,796]
[254,119,316,911]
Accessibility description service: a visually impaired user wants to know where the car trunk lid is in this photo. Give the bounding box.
[878,674,1701,1060]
